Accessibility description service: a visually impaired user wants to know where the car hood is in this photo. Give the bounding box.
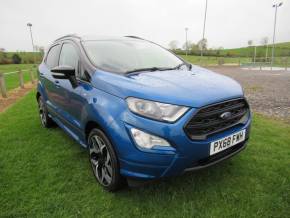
[92,65,244,108]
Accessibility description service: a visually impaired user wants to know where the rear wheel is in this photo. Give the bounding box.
[37,96,54,128]
[88,128,125,191]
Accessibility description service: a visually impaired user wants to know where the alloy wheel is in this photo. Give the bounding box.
[38,99,47,126]
[89,135,113,186]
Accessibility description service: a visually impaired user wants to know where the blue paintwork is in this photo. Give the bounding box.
[37,49,251,180]
[91,65,244,108]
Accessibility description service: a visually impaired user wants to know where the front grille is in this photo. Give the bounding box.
[184,98,249,140]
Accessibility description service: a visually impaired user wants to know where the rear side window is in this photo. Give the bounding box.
[45,45,60,69]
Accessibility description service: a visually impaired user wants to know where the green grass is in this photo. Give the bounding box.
[0,64,37,91]
[0,64,35,73]
[275,41,290,48]
[179,55,251,65]
[220,46,290,58]
[217,41,290,57]
[180,55,289,67]
[0,91,289,217]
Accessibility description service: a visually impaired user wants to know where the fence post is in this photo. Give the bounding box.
[285,58,288,71]
[18,69,24,88]
[0,72,7,98]
[238,57,241,67]
[29,68,35,84]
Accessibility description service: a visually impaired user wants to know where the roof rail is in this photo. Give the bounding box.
[54,34,81,42]
[124,35,144,40]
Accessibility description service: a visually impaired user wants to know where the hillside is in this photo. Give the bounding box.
[174,41,290,57]
[218,41,290,57]
[275,41,290,48]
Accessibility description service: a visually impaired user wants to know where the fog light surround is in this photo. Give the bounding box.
[130,128,171,149]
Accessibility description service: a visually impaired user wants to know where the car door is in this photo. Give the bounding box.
[58,42,91,134]
[41,44,65,116]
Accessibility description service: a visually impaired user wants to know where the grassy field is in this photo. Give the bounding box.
[0,64,37,91]
[0,91,289,217]
[275,42,290,48]
[219,42,290,57]
[179,55,251,65]
[0,64,35,73]
[180,55,289,67]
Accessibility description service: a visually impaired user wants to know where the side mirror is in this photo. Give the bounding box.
[51,65,78,88]
[51,65,75,79]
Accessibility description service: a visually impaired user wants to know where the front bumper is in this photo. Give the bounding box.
[184,139,248,172]
[107,106,252,180]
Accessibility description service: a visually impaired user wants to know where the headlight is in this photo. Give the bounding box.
[126,97,189,122]
[130,128,171,149]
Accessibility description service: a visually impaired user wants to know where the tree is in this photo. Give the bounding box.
[215,47,224,56]
[168,40,179,50]
[247,40,253,47]
[0,51,10,64]
[12,53,22,64]
[0,51,4,64]
[189,43,198,52]
[197,38,208,51]
[182,40,193,50]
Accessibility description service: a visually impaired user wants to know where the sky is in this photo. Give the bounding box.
[0,0,289,51]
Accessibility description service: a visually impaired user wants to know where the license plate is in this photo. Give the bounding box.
[210,129,246,156]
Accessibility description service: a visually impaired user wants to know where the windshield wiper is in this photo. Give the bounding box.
[125,67,173,74]
[125,63,191,74]
[172,63,188,70]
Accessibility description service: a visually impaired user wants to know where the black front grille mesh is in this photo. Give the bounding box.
[185,98,249,140]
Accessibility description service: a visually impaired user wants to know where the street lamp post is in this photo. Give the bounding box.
[254,45,257,64]
[271,2,283,70]
[27,23,36,64]
[266,43,269,62]
[185,27,188,56]
[201,0,208,57]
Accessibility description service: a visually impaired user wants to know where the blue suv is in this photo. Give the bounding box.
[37,35,251,191]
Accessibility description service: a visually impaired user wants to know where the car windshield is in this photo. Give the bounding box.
[82,39,184,73]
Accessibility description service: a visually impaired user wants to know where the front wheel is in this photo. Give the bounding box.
[88,128,125,192]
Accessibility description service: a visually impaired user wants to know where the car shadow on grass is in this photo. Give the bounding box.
[54,126,245,200]
[121,160,235,192]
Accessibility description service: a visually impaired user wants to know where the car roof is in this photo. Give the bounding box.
[54,34,145,43]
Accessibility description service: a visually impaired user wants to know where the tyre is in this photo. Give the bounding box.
[37,95,55,128]
[88,128,125,191]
